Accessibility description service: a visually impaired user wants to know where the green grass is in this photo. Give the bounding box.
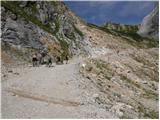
[54,18,60,33]
[1,1,57,35]
[145,38,158,48]
[101,23,140,41]
[51,1,58,7]
[120,74,141,88]
[59,39,69,57]
[120,73,158,100]
[114,30,142,41]
[104,74,112,80]
[138,105,159,119]
[143,89,158,100]
[93,60,113,80]
[87,23,158,48]
[95,60,106,70]
[25,1,37,15]
[120,74,158,100]
[144,110,159,119]
[87,23,142,42]
[87,23,112,34]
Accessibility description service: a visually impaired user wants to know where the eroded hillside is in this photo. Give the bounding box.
[1,1,159,119]
[76,23,159,118]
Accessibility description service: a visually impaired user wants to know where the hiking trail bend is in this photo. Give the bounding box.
[2,56,117,118]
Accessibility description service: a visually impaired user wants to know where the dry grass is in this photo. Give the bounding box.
[40,37,62,57]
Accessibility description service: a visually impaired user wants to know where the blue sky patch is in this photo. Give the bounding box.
[64,1,157,25]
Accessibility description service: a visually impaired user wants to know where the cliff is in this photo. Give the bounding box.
[1,1,87,63]
[137,4,159,40]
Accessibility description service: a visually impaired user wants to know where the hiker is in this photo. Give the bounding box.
[117,50,119,54]
[65,55,69,64]
[47,55,52,67]
[61,56,64,64]
[37,53,42,65]
[56,56,62,65]
[32,53,38,67]
[57,56,61,63]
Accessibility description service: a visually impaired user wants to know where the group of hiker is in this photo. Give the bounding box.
[32,52,69,67]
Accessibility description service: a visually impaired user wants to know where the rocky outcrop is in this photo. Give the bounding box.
[137,4,159,40]
[1,1,86,63]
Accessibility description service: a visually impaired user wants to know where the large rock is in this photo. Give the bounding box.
[137,4,159,40]
[1,1,87,60]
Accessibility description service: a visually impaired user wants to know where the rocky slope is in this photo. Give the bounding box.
[1,1,88,66]
[1,1,159,119]
[76,22,159,118]
[138,4,159,40]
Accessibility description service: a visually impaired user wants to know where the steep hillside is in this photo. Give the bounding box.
[102,21,138,34]
[87,23,158,48]
[76,21,158,118]
[101,22,141,41]
[1,1,87,65]
[1,1,159,119]
[138,4,159,40]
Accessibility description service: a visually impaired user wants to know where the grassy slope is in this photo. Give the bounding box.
[80,58,158,118]
[87,23,158,48]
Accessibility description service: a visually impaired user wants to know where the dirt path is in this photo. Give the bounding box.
[1,57,117,118]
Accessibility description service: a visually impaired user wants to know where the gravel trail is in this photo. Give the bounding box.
[2,57,117,118]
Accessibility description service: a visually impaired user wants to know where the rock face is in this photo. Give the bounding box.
[137,4,159,40]
[1,1,87,63]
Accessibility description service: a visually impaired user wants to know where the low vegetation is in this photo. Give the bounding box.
[87,23,158,48]
[1,1,58,35]
[79,57,158,118]
[143,89,158,100]
[55,18,60,33]
[120,74,141,89]
[59,39,69,58]
[138,105,159,119]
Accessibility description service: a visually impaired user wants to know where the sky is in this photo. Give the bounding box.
[64,1,158,25]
